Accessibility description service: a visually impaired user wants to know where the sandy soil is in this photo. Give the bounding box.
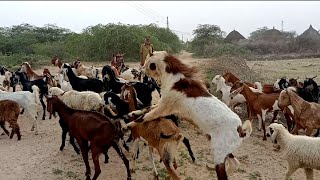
[1,52,320,180]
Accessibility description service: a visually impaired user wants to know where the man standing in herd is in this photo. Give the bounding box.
[139,36,154,69]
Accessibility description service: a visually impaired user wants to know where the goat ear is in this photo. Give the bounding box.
[312,75,317,79]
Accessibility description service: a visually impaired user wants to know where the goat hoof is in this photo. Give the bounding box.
[1,132,5,136]
[86,176,91,180]
[153,174,159,180]
[130,169,135,173]
[42,117,45,120]
[60,146,64,151]
[262,137,267,141]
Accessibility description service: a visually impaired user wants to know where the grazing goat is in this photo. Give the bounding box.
[0,100,21,140]
[46,95,131,180]
[63,63,105,93]
[230,81,293,140]
[123,51,252,180]
[20,62,44,81]
[303,76,320,103]
[0,85,41,134]
[267,123,320,180]
[278,87,320,136]
[14,71,48,120]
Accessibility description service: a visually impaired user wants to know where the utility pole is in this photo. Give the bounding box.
[281,20,284,32]
[166,16,169,29]
[182,34,184,42]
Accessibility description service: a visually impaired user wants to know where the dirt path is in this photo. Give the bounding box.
[1,52,319,180]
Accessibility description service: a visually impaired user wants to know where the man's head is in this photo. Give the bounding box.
[145,37,151,44]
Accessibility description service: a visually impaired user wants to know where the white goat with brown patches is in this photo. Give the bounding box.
[123,51,252,180]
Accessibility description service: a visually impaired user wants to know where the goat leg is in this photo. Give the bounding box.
[69,135,80,155]
[112,141,131,180]
[60,129,67,151]
[40,96,46,120]
[78,140,91,180]
[102,150,109,164]
[90,146,102,180]
[182,137,196,163]
[0,123,10,136]
[149,147,159,179]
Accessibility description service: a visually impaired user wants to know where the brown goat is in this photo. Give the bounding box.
[222,72,280,94]
[278,87,320,136]
[20,62,44,81]
[120,84,183,180]
[230,81,288,140]
[0,100,21,140]
[45,95,131,180]
[43,68,57,87]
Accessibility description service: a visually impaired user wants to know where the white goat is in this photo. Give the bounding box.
[48,87,104,113]
[211,75,262,110]
[267,123,320,180]
[0,86,41,134]
[124,51,253,179]
[54,73,73,92]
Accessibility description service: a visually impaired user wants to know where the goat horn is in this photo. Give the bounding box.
[312,75,317,79]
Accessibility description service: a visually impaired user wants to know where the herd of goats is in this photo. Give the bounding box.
[1,51,320,180]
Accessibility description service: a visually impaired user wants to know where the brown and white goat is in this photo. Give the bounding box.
[46,95,131,180]
[230,81,291,140]
[120,84,185,179]
[20,62,44,81]
[123,51,252,180]
[222,71,280,94]
[0,100,21,140]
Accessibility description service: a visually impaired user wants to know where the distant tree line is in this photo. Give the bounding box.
[0,23,182,68]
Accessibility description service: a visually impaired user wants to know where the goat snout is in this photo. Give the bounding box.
[266,133,270,137]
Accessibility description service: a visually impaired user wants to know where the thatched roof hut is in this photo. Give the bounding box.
[297,25,320,41]
[296,25,320,52]
[224,30,246,43]
[257,27,283,42]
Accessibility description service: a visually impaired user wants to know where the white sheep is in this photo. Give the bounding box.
[267,123,320,180]
[0,85,42,134]
[48,87,104,113]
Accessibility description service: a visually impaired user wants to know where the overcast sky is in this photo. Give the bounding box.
[0,1,319,41]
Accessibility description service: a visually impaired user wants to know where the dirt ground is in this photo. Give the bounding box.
[1,52,320,180]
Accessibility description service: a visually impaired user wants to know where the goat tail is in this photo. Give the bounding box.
[241,120,253,139]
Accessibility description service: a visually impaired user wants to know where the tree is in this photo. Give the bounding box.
[249,26,269,40]
[190,24,224,56]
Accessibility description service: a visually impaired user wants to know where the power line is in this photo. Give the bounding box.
[133,2,167,22]
[127,1,166,24]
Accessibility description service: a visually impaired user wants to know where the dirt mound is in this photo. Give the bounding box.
[206,56,262,83]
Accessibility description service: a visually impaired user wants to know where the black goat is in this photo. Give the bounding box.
[63,63,105,93]
[303,77,320,103]
[14,71,48,120]
[102,65,158,107]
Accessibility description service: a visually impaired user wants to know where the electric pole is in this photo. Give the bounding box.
[166,16,169,29]
[281,20,284,32]
[182,34,184,42]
